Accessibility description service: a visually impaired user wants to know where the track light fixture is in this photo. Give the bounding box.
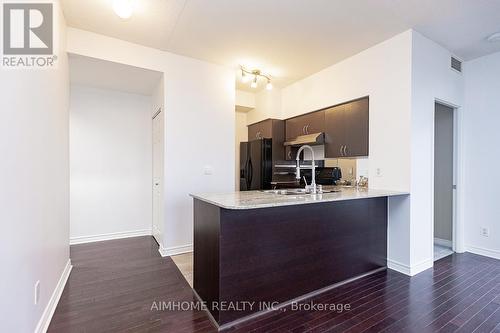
[240,66,272,90]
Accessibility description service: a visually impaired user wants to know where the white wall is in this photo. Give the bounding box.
[247,88,283,124]
[67,28,235,254]
[410,31,464,270]
[0,2,70,332]
[463,51,500,259]
[235,111,248,190]
[236,90,256,109]
[69,85,152,242]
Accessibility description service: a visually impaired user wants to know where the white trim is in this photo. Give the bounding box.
[70,229,151,245]
[35,259,72,333]
[158,244,193,257]
[387,259,411,275]
[466,245,500,260]
[387,258,433,276]
[434,237,452,248]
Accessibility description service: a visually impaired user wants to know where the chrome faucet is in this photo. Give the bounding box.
[295,145,317,193]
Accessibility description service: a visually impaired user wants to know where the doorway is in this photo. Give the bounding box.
[68,54,163,245]
[434,102,455,261]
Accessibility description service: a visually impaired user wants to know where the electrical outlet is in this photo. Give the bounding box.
[376,168,382,177]
[480,227,490,237]
[34,280,40,305]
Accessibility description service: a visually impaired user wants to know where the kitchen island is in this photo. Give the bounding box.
[190,187,408,330]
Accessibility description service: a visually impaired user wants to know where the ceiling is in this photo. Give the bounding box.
[62,0,500,91]
[69,54,162,95]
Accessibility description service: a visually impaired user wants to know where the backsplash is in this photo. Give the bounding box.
[300,144,369,182]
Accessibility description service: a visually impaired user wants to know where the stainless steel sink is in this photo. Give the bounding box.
[261,188,340,195]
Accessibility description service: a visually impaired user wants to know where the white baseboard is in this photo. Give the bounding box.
[70,229,151,245]
[434,237,452,248]
[159,244,193,257]
[387,258,433,276]
[466,245,500,260]
[35,259,72,333]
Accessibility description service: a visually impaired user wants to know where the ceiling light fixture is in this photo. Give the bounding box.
[487,32,500,42]
[240,66,272,90]
[266,79,273,90]
[113,0,135,19]
[241,70,250,83]
[251,75,258,88]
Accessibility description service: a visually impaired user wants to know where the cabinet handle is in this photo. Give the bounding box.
[287,151,291,159]
[340,146,344,156]
[302,126,306,135]
[305,124,309,134]
[343,145,348,156]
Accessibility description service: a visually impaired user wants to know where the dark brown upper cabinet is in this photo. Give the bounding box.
[248,119,273,140]
[247,119,285,160]
[325,97,369,158]
[285,111,325,140]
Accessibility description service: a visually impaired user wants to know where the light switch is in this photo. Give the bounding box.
[203,166,213,175]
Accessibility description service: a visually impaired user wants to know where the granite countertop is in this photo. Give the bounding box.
[190,187,409,210]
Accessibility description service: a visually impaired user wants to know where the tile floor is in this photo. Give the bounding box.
[434,243,454,261]
[171,252,193,287]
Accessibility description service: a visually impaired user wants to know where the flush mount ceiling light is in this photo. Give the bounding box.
[240,66,273,90]
[113,0,136,19]
[487,32,500,42]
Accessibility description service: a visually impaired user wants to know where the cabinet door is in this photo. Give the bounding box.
[301,111,325,134]
[248,123,261,140]
[271,120,285,162]
[248,120,274,140]
[324,104,346,158]
[345,98,369,157]
[259,119,273,138]
[285,117,305,140]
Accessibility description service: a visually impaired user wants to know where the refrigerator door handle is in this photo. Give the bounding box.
[248,159,253,188]
[246,159,250,188]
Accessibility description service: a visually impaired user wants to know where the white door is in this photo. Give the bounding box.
[152,109,164,244]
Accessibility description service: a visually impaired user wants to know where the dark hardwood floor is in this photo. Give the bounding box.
[49,236,500,333]
[48,236,216,333]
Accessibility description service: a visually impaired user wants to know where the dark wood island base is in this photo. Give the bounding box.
[193,196,388,330]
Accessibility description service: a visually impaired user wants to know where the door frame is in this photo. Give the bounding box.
[432,99,464,256]
[152,107,163,246]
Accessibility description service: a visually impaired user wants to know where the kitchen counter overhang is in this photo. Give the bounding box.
[190,187,408,210]
[191,188,408,330]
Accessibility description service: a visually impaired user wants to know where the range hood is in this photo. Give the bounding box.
[284,132,324,146]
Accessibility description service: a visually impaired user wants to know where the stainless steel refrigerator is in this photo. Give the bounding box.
[240,139,273,190]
